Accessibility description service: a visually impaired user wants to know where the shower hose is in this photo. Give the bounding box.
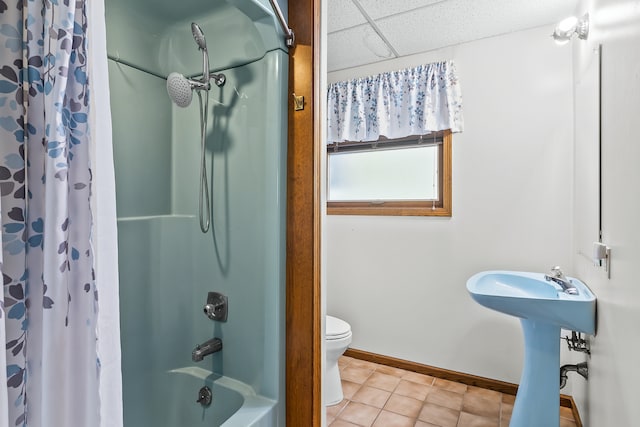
[196,89,211,233]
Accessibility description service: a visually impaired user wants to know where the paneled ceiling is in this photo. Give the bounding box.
[327,0,578,72]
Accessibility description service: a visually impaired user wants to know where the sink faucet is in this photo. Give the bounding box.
[545,266,578,295]
[192,337,223,362]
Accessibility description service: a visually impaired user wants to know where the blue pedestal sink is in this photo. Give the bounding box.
[467,271,596,427]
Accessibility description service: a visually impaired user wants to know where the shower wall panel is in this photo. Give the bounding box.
[108,61,172,217]
[117,217,198,425]
[171,51,288,402]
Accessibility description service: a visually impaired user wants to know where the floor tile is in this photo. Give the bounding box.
[351,385,391,409]
[365,371,402,392]
[560,406,575,420]
[339,357,354,368]
[349,359,380,371]
[425,387,464,411]
[418,402,460,427]
[394,379,431,401]
[338,402,381,427]
[374,364,408,377]
[341,380,362,400]
[501,393,515,405]
[500,402,513,420]
[433,378,468,394]
[371,410,414,427]
[383,394,423,418]
[401,371,435,386]
[341,366,374,384]
[462,393,501,420]
[457,411,500,427]
[560,418,577,427]
[500,402,513,415]
[330,419,361,427]
[327,399,348,418]
[465,386,502,403]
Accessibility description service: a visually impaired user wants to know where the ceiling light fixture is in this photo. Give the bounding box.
[553,13,590,45]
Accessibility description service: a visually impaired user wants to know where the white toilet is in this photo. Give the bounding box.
[325,315,353,406]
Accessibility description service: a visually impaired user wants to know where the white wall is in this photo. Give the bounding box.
[571,0,640,425]
[326,26,575,383]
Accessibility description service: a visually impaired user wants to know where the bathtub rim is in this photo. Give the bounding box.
[168,366,276,426]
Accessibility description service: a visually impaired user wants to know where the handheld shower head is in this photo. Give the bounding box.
[167,72,194,107]
[191,23,207,51]
[191,22,210,85]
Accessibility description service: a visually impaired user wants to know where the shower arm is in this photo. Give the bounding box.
[192,50,225,89]
[268,0,295,48]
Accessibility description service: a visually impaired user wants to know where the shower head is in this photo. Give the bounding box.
[166,23,225,107]
[166,71,224,107]
[167,72,194,107]
[191,23,207,51]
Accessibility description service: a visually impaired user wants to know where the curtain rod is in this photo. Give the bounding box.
[268,0,294,48]
[107,55,167,80]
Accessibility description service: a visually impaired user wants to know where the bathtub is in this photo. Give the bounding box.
[141,366,276,427]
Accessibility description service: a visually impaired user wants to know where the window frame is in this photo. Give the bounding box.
[327,130,452,217]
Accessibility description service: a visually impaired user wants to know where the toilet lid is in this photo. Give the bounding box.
[326,315,351,340]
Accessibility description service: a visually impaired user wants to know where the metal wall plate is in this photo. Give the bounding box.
[293,93,304,111]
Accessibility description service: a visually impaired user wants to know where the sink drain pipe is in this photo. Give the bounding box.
[560,362,589,389]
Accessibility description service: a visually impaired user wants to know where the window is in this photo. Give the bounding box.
[326,62,463,216]
[327,130,452,216]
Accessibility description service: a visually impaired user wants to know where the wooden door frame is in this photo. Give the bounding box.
[286,0,322,425]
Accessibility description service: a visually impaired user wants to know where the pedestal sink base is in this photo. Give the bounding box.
[511,320,561,427]
[466,271,596,427]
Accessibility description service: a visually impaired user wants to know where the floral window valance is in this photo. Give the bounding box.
[327,61,464,144]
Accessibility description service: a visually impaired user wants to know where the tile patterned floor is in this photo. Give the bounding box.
[327,356,578,427]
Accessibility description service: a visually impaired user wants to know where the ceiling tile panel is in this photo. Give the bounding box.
[356,0,445,20]
[328,24,395,72]
[374,0,577,57]
[328,0,368,33]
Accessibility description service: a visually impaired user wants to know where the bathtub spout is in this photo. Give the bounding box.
[192,337,222,362]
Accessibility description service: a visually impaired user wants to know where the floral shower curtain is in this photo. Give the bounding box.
[0,0,120,426]
[327,60,464,143]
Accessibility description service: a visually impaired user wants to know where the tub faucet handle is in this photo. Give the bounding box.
[203,292,228,322]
